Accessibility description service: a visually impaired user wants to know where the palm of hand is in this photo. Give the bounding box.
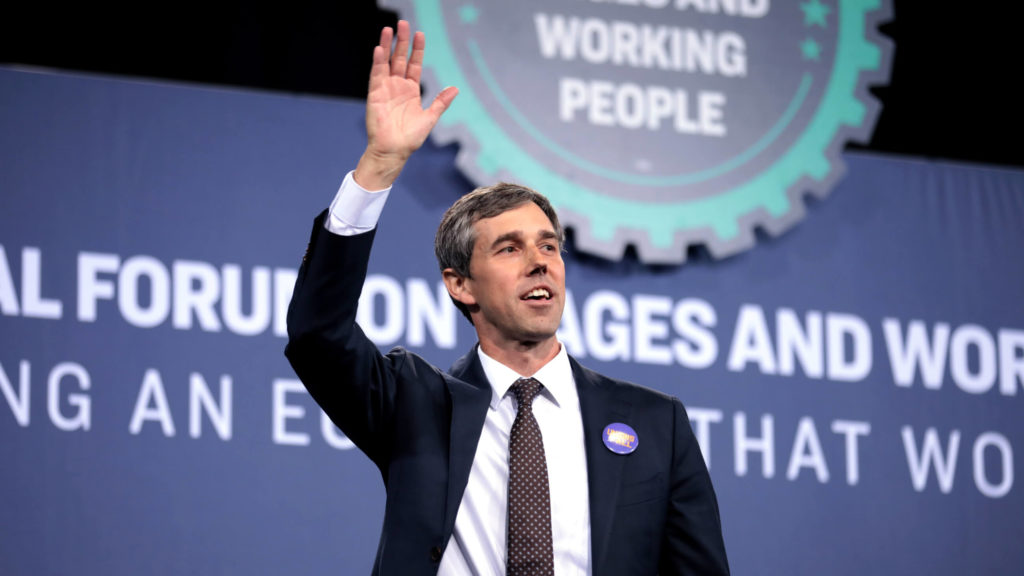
[367,76,434,158]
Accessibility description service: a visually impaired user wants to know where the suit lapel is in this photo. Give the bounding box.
[573,358,632,575]
[442,347,492,540]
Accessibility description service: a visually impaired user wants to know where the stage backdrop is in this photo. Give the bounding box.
[2,67,1023,576]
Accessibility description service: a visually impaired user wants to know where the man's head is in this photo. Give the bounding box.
[435,182,566,344]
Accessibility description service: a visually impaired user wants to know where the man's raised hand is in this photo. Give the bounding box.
[354,20,459,191]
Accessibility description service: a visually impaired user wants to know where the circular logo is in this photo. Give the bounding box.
[603,422,639,454]
[383,0,893,263]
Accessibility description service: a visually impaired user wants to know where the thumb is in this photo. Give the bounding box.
[426,86,459,123]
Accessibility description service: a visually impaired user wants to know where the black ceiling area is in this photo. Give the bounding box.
[2,1,1019,169]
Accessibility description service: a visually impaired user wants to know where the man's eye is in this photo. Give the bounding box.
[501,246,516,253]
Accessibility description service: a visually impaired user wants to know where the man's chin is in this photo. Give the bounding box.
[514,325,560,346]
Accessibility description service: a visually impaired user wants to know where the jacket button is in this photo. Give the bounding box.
[430,546,443,562]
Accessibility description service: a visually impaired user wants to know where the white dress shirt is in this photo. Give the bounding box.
[439,345,591,576]
[326,172,592,575]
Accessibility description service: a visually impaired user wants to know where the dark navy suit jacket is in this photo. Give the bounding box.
[285,214,729,576]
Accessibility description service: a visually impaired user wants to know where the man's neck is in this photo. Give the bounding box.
[477,337,561,377]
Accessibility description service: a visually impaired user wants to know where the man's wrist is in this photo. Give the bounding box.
[353,149,410,191]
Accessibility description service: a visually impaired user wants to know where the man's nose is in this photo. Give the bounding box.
[527,246,547,276]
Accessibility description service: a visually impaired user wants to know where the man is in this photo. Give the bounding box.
[285,20,729,576]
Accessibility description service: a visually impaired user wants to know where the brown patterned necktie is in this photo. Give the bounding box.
[507,377,555,576]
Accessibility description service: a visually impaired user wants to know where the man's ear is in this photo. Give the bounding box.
[443,269,477,307]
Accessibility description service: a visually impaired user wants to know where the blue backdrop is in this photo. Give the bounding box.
[2,67,1022,575]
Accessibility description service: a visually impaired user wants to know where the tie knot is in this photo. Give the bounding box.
[511,377,543,409]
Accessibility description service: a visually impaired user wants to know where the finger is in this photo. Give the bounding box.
[369,26,393,95]
[391,20,411,78]
[368,44,388,96]
[407,31,426,86]
[379,25,393,53]
[427,86,459,122]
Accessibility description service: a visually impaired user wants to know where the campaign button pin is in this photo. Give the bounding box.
[603,423,639,455]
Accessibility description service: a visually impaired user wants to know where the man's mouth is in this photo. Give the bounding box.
[521,288,552,301]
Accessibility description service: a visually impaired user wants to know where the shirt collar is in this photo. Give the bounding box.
[476,343,575,410]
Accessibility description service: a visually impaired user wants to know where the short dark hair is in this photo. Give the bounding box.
[434,182,565,322]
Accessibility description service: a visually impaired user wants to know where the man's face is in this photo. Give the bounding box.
[452,202,565,347]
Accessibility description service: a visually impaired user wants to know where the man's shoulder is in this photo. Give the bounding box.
[385,344,455,378]
[385,344,487,391]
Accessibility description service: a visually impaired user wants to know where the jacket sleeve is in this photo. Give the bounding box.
[284,211,404,470]
[659,398,731,575]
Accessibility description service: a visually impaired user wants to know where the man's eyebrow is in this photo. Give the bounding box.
[488,227,559,250]
[490,231,523,249]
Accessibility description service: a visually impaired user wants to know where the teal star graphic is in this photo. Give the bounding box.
[801,38,822,61]
[459,4,480,24]
[801,0,830,28]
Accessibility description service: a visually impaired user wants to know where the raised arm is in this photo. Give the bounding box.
[353,20,459,191]
[286,21,457,466]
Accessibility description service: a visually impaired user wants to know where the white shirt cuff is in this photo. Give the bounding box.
[325,170,392,235]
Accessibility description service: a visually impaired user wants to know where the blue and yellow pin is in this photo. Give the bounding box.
[602,423,639,455]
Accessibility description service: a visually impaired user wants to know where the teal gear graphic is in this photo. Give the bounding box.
[382,0,893,263]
